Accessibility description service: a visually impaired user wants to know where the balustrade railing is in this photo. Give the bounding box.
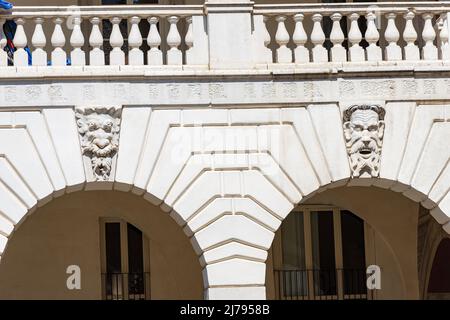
[0,5,208,67]
[254,2,450,64]
[102,272,151,300]
[1,2,450,70]
[273,269,371,300]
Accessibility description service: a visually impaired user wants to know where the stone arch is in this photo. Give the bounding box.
[0,102,448,299]
[261,101,450,299]
[0,107,301,299]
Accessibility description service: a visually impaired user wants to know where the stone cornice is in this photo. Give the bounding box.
[1,61,450,81]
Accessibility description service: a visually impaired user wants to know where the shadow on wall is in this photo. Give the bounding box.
[0,190,203,300]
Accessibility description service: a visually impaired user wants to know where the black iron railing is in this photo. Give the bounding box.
[102,272,151,300]
[273,269,371,300]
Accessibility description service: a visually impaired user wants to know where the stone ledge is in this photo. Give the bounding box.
[0,61,449,80]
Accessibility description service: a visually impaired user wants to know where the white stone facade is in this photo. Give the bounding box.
[0,99,449,299]
[0,1,449,299]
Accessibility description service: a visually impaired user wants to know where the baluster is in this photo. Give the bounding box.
[311,14,327,63]
[13,18,28,66]
[293,14,308,63]
[110,17,125,65]
[439,15,450,60]
[275,15,292,63]
[330,13,346,62]
[365,11,382,62]
[385,13,402,61]
[89,17,105,66]
[185,16,193,62]
[70,16,85,66]
[422,13,438,60]
[0,18,6,66]
[403,11,419,61]
[51,18,67,66]
[147,17,162,65]
[32,17,47,66]
[167,16,182,65]
[262,16,272,63]
[348,13,365,62]
[128,16,143,65]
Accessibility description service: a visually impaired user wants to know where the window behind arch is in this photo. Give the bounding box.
[427,238,450,299]
[101,219,151,300]
[275,207,367,300]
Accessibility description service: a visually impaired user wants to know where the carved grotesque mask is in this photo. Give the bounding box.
[76,107,122,181]
[82,114,117,157]
[343,105,385,178]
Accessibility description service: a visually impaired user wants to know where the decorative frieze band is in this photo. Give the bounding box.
[0,77,450,107]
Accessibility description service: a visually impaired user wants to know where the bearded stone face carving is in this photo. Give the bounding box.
[75,107,122,181]
[343,105,386,178]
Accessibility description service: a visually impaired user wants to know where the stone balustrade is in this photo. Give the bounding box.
[0,5,208,67]
[254,2,450,64]
[0,2,450,70]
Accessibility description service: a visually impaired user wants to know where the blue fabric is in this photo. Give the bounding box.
[3,20,33,66]
[25,46,32,65]
[1,3,32,65]
[1,2,68,66]
[3,20,16,65]
[47,58,72,66]
[0,0,13,10]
